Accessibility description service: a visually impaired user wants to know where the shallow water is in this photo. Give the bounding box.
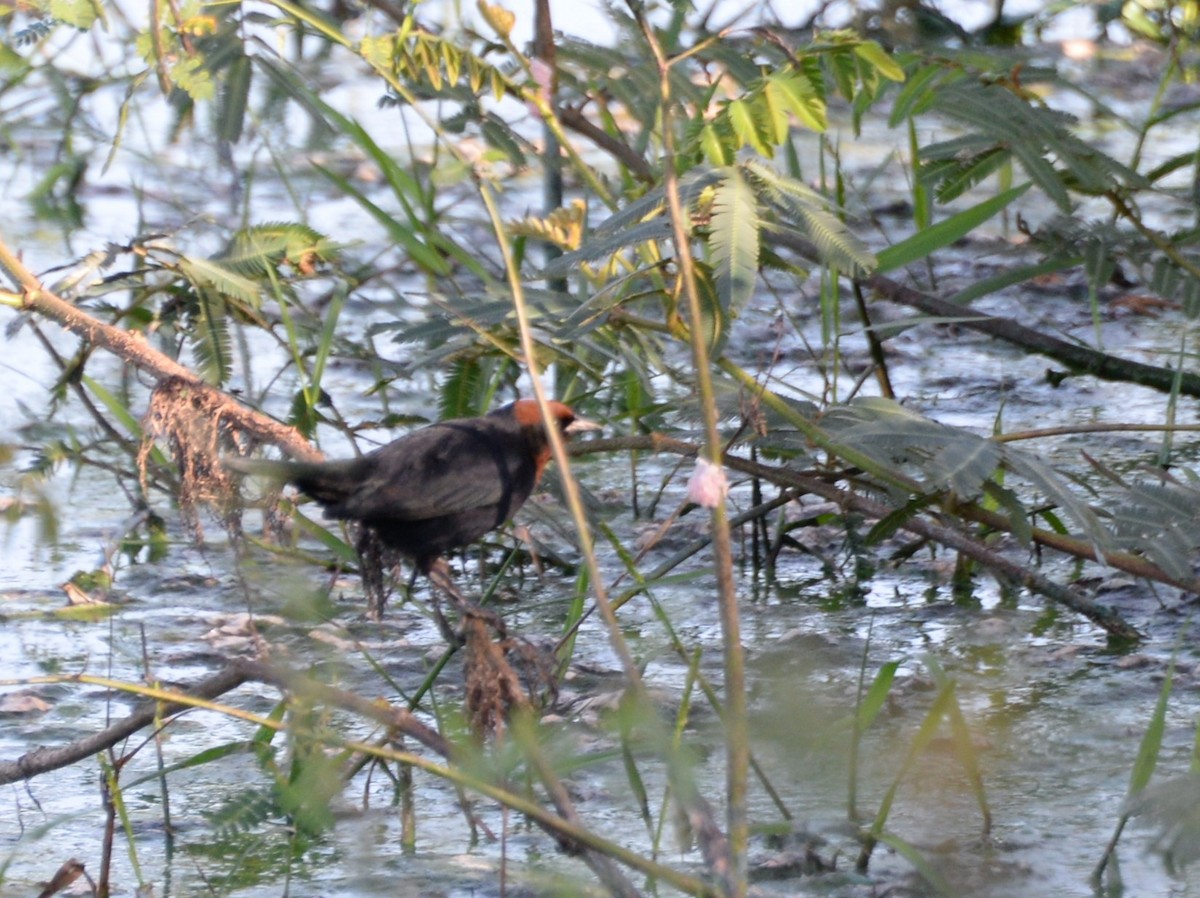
[3,33,1200,898]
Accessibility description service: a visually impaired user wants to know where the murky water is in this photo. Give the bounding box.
[3,34,1200,898]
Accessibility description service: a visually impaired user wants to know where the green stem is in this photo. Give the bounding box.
[633,10,747,895]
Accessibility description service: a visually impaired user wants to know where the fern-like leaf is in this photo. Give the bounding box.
[593,168,723,237]
[746,160,875,275]
[178,255,262,307]
[927,80,1145,212]
[218,222,333,277]
[708,166,759,315]
[541,218,673,278]
[190,288,233,386]
[822,398,999,499]
[207,786,280,838]
[440,357,487,419]
[1001,446,1114,553]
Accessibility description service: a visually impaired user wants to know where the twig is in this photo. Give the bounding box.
[765,229,1200,398]
[571,434,1145,640]
[0,662,715,896]
[0,235,320,463]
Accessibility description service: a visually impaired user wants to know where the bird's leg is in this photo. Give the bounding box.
[356,527,390,620]
[425,557,507,640]
[425,579,465,648]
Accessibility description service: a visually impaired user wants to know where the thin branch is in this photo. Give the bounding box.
[0,660,448,785]
[0,661,717,896]
[632,7,747,892]
[571,434,1145,640]
[766,228,1200,398]
[0,234,321,463]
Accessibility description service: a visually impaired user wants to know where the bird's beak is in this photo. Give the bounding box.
[565,417,602,436]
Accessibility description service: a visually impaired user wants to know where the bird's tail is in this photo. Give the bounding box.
[223,455,307,480]
[224,455,361,507]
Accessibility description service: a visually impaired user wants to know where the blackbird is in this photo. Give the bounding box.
[226,399,599,573]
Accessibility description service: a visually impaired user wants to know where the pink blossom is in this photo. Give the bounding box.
[526,57,553,117]
[687,457,729,509]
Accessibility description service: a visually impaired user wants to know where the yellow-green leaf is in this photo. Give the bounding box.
[853,40,905,82]
[728,98,771,157]
[709,166,759,315]
[477,0,514,38]
[49,0,98,29]
[699,123,732,166]
[771,71,826,132]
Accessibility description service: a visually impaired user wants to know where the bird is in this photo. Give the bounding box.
[226,399,600,576]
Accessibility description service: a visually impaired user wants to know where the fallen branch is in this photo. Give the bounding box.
[0,659,447,785]
[574,434,1145,640]
[0,235,320,463]
[0,660,714,896]
[861,271,1200,397]
[766,229,1200,398]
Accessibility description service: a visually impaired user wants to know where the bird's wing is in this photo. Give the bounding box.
[331,421,528,522]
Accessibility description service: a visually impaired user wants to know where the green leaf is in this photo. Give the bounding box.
[830,51,856,101]
[708,166,759,317]
[945,254,1082,307]
[217,54,252,145]
[81,375,143,439]
[125,742,268,788]
[699,122,733,165]
[289,507,359,563]
[480,115,527,167]
[220,222,334,275]
[593,169,722,238]
[170,54,215,103]
[746,160,875,275]
[929,659,991,831]
[440,357,486,419]
[888,63,947,126]
[49,0,98,29]
[875,832,957,896]
[541,218,673,278]
[693,265,730,356]
[865,494,939,544]
[982,481,1033,547]
[856,660,900,730]
[1002,445,1114,553]
[314,163,452,276]
[178,255,263,307]
[823,398,1000,499]
[927,146,1011,203]
[727,98,772,157]
[191,288,232,385]
[757,81,791,145]
[767,70,827,132]
[852,40,905,82]
[1010,141,1070,210]
[876,183,1031,273]
[1129,662,1174,796]
[866,682,958,837]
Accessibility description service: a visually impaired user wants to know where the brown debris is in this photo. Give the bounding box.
[462,614,527,737]
[138,375,247,541]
